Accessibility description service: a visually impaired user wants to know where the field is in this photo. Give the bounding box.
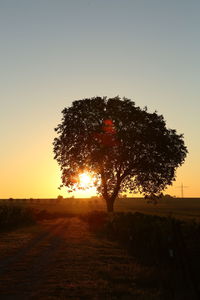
[1,197,200,221]
[0,197,200,299]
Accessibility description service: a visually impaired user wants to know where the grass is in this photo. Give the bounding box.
[0,217,166,299]
[0,197,200,298]
[82,210,200,298]
[1,196,200,221]
[0,203,74,232]
[0,204,36,231]
[83,211,172,263]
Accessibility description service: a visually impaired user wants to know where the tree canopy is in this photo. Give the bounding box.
[53,96,187,212]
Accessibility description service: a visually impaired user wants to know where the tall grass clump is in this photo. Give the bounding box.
[0,204,36,231]
[81,210,108,232]
[83,211,182,265]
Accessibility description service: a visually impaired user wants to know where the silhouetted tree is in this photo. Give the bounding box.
[57,195,63,203]
[53,97,187,212]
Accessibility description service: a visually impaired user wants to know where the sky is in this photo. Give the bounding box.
[0,0,199,198]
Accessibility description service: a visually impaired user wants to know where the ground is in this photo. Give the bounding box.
[0,217,161,300]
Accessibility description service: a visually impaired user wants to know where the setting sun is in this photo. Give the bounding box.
[79,173,92,188]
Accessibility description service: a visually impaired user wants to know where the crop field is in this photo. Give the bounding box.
[0,198,200,299]
[1,197,200,221]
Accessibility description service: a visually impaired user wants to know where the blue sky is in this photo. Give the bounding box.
[0,0,199,198]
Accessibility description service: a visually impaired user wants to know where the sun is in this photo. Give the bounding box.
[79,172,92,188]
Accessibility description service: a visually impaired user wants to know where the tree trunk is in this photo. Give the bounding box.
[106,198,114,213]
[102,175,121,213]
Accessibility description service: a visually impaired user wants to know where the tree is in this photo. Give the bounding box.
[53,96,187,212]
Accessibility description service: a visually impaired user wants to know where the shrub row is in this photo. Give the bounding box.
[83,211,188,265]
[0,204,36,231]
[0,204,77,231]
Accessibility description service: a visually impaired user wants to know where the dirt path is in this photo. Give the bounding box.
[0,217,160,300]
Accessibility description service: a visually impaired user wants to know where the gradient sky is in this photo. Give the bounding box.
[0,0,199,198]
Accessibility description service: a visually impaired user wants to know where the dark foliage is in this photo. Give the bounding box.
[0,204,76,231]
[53,96,187,211]
[83,211,173,264]
[83,211,200,269]
[0,205,36,231]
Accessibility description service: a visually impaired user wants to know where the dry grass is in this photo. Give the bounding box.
[0,198,200,299]
[1,197,200,221]
[0,217,165,299]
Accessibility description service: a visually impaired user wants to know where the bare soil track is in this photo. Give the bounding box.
[0,217,161,300]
